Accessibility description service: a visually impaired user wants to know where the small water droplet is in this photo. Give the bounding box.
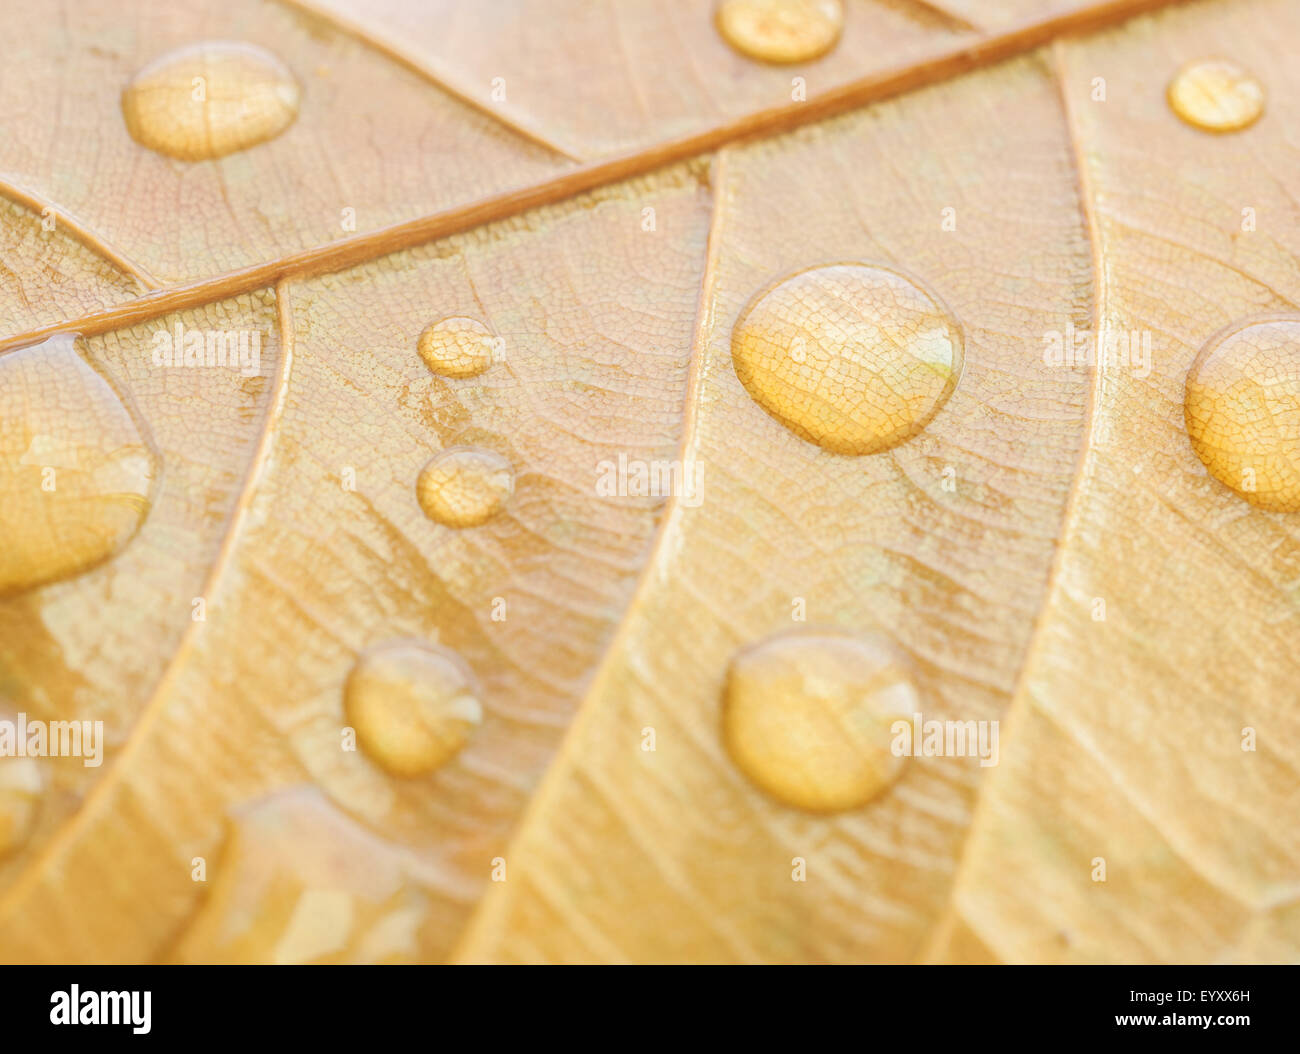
[122,41,301,160]
[1185,315,1300,511]
[1168,59,1264,133]
[417,317,497,379]
[722,629,917,812]
[0,747,41,858]
[731,263,963,455]
[0,334,157,595]
[416,447,513,528]
[716,0,843,64]
[344,641,482,778]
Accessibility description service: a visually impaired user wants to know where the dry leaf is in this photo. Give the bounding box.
[0,0,1295,965]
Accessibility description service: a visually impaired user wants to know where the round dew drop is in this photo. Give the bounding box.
[730,263,963,455]
[715,0,844,64]
[0,334,158,595]
[416,448,513,528]
[344,641,483,778]
[417,317,498,379]
[1185,315,1300,512]
[122,41,301,160]
[722,628,918,812]
[1167,59,1264,133]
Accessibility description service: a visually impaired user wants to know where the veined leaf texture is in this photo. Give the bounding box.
[0,0,1296,966]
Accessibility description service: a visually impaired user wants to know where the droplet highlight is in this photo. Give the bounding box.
[344,641,482,778]
[0,334,157,595]
[1185,315,1300,512]
[416,447,513,528]
[1168,59,1264,133]
[122,41,301,160]
[722,629,917,812]
[716,0,844,64]
[731,263,963,455]
[417,317,498,379]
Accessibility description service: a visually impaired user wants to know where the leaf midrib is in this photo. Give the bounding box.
[0,0,1192,354]
[917,37,1110,964]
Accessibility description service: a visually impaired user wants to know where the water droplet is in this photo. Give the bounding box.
[1168,59,1264,133]
[344,641,482,778]
[416,447,513,528]
[175,788,436,963]
[1185,315,1300,511]
[716,0,843,64]
[122,41,301,160]
[731,263,963,455]
[417,317,497,379]
[0,334,157,595]
[722,629,917,812]
[0,749,41,858]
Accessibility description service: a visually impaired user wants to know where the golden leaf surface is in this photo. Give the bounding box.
[0,0,1295,964]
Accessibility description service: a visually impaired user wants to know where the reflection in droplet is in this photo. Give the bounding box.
[1168,59,1264,133]
[0,334,157,595]
[416,447,513,528]
[1185,315,1300,511]
[122,41,301,160]
[417,317,498,379]
[731,263,963,455]
[722,629,917,812]
[716,0,844,64]
[344,641,482,778]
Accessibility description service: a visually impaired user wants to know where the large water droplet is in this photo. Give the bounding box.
[122,41,301,160]
[723,629,917,812]
[0,334,157,595]
[416,447,513,528]
[1185,315,1300,511]
[731,263,963,455]
[344,641,482,778]
[716,0,844,64]
[417,317,498,379]
[1168,59,1264,133]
